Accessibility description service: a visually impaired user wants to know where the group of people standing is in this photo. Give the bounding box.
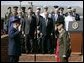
[4,5,80,62]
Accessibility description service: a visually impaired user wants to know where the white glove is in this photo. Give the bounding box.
[40,33,43,36]
[18,25,21,31]
[55,26,57,31]
[37,26,40,29]
[22,31,24,34]
[24,34,25,37]
[37,30,40,34]
[62,55,66,57]
[13,23,17,29]
[51,33,53,35]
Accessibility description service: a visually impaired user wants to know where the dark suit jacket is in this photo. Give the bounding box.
[74,13,80,21]
[41,17,54,36]
[24,15,36,38]
[57,14,65,26]
[36,15,44,33]
[8,26,21,55]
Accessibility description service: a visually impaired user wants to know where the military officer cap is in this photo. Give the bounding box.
[21,7,26,10]
[13,6,18,10]
[43,6,48,9]
[72,8,76,12]
[36,7,41,10]
[53,5,59,9]
[10,16,20,23]
[67,6,72,12]
[67,6,72,9]
[8,7,11,9]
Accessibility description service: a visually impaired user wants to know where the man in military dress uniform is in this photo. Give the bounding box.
[72,8,80,21]
[8,16,21,62]
[64,7,75,31]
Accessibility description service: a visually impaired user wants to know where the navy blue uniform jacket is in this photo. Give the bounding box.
[8,25,21,56]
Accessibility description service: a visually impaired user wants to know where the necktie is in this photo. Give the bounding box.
[45,18,48,26]
[36,16,39,25]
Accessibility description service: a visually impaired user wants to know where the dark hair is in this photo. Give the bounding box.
[54,5,59,8]
[55,28,59,38]
[55,20,65,28]
[13,6,18,9]
[21,7,26,10]
[37,8,41,10]
[8,7,11,9]
[28,7,32,9]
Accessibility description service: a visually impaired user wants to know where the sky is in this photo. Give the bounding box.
[1,1,83,8]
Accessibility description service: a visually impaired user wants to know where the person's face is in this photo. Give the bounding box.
[8,9,11,13]
[21,9,25,12]
[44,12,48,18]
[16,23,20,27]
[12,9,18,15]
[59,9,63,13]
[36,9,40,15]
[67,9,72,15]
[44,8,48,12]
[50,9,55,14]
[57,24,63,30]
[55,8,59,13]
[13,9,17,12]
[67,9,72,13]
[28,9,32,15]
[73,9,76,13]
[13,22,20,29]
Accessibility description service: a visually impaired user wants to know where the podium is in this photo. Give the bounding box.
[68,21,83,54]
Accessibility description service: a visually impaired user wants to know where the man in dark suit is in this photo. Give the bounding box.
[57,7,65,27]
[21,7,27,18]
[48,6,59,53]
[8,16,21,62]
[4,7,12,34]
[72,8,80,21]
[35,7,44,53]
[41,11,54,53]
[18,9,26,53]
[9,6,18,28]
[24,7,36,53]
[12,6,18,16]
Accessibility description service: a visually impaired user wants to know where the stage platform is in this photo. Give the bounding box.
[19,54,83,62]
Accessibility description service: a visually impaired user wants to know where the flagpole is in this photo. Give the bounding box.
[19,1,22,11]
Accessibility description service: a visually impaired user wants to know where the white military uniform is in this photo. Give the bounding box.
[64,15,75,31]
